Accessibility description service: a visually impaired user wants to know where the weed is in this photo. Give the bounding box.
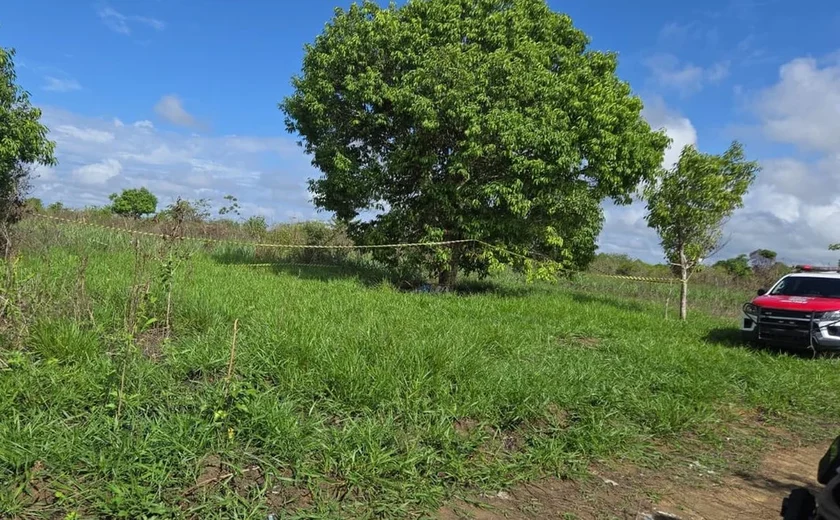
[1,218,839,518]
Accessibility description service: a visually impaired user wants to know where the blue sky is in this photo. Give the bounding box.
[3,0,840,264]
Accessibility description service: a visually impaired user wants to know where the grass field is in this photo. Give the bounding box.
[2,219,839,519]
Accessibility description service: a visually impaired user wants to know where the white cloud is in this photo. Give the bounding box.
[754,55,840,153]
[113,118,124,128]
[55,125,115,144]
[153,94,201,129]
[707,61,731,83]
[32,164,56,182]
[659,22,693,43]
[118,144,187,166]
[72,159,122,185]
[645,54,731,96]
[658,21,720,47]
[224,136,290,154]
[98,6,165,36]
[132,16,165,31]
[43,76,82,92]
[642,97,698,169]
[98,7,130,35]
[33,106,317,223]
[706,51,840,265]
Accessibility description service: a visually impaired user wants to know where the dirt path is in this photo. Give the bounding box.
[439,442,826,519]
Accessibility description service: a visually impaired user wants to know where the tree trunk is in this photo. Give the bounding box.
[438,243,460,291]
[679,248,688,321]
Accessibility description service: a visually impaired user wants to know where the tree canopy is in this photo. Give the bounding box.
[109,187,158,219]
[714,254,751,278]
[0,47,56,225]
[282,0,669,286]
[645,141,759,319]
[753,249,777,261]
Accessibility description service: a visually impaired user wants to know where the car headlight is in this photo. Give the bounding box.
[743,303,759,316]
[817,310,840,321]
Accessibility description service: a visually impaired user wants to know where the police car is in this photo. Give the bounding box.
[741,265,840,351]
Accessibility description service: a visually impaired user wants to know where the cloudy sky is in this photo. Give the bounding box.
[3,0,840,264]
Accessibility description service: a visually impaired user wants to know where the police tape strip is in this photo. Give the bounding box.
[585,272,676,284]
[32,213,477,249]
[32,213,677,284]
[239,262,676,283]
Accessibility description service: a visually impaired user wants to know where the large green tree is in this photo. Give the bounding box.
[282,0,669,287]
[0,47,56,228]
[645,142,760,320]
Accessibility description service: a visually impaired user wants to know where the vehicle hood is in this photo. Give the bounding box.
[753,294,840,312]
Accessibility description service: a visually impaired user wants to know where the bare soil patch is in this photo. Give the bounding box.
[439,441,826,519]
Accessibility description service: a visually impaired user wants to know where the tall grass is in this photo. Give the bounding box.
[1,219,839,518]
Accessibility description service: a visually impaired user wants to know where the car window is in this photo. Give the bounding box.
[770,277,840,298]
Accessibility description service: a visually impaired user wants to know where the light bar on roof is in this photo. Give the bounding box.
[794,265,840,273]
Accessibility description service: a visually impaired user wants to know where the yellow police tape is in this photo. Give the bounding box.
[33,213,476,249]
[586,272,676,284]
[33,213,676,284]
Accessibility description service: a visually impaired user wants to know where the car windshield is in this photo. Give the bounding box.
[769,276,840,299]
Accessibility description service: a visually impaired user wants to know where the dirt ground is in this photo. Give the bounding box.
[439,442,826,520]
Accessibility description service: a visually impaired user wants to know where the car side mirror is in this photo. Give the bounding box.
[757,288,767,296]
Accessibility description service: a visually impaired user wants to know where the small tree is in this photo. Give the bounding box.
[109,187,158,219]
[754,249,777,261]
[158,198,210,223]
[0,47,56,235]
[644,142,759,320]
[714,254,751,278]
[24,197,44,212]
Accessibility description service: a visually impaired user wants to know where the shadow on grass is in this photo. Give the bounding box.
[704,328,824,359]
[453,278,543,298]
[704,328,746,347]
[212,249,399,287]
[732,469,820,494]
[568,292,646,313]
[212,249,540,297]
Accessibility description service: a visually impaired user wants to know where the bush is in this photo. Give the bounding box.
[243,216,268,238]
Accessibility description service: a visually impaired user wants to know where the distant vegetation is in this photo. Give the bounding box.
[28,198,792,301]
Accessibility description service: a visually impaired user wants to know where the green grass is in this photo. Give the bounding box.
[1,222,839,518]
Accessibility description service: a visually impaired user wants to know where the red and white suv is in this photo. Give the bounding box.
[741,266,840,351]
